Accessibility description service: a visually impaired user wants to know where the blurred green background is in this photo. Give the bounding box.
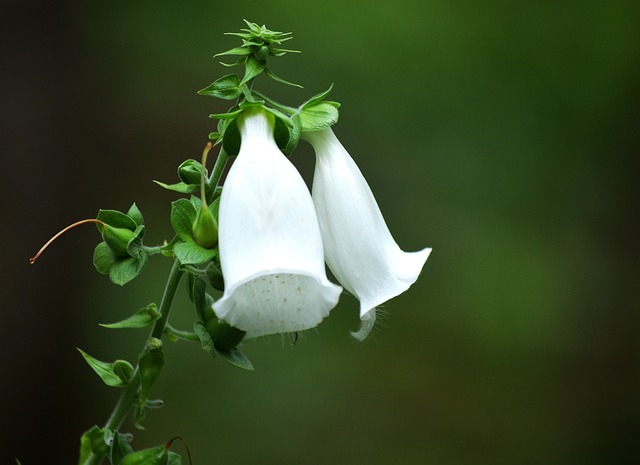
[3,0,639,464]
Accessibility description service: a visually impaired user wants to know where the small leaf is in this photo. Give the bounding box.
[198,74,242,100]
[240,55,266,85]
[194,321,216,358]
[100,303,160,329]
[206,262,224,291]
[119,445,166,465]
[300,84,335,109]
[110,431,134,465]
[127,203,145,227]
[173,241,216,266]
[97,209,137,231]
[264,67,302,88]
[109,254,148,286]
[78,349,134,387]
[170,199,197,242]
[79,426,111,465]
[136,338,164,428]
[93,242,116,275]
[218,347,254,371]
[213,46,251,58]
[153,180,200,195]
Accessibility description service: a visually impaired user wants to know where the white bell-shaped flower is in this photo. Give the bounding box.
[304,128,431,339]
[214,109,342,337]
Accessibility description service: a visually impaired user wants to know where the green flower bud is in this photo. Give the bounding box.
[205,318,245,350]
[254,45,270,61]
[177,159,205,185]
[102,224,136,257]
[192,205,218,249]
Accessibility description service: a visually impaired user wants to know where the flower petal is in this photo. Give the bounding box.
[214,109,342,337]
[305,128,431,331]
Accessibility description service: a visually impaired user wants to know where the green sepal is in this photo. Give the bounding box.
[119,445,181,465]
[135,338,164,429]
[205,262,224,291]
[100,303,160,329]
[265,67,302,88]
[93,242,117,275]
[110,431,134,465]
[268,109,301,156]
[78,426,111,465]
[298,102,340,131]
[194,322,254,370]
[78,349,134,387]
[240,55,266,85]
[221,116,241,156]
[205,317,246,351]
[198,74,242,100]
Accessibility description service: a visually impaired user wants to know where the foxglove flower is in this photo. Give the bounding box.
[304,128,431,339]
[214,109,342,337]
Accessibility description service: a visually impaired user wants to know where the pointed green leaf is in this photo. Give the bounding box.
[198,74,242,100]
[300,84,335,109]
[136,338,164,429]
[173,241,216,265]
[100,303,160,329]
[170,198,197,242]
[78,349,134,387]
[240,55,266,85]
[110,431,134,465]
[213,46,251,58]
[167,451,182,465]
[153,180,200,195]
[119,445,166,465]
[127,203,145,227]
[264,67,302,88]
[97,209,137,231]
[194,321,216,358]
[79,426,111,465]
[93,241,116,275]
[218,347,254,371]
[109,254,148,286]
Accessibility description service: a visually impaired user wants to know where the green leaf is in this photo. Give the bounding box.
[78,349,134,387]
[198,74,242,100]
[167,451,182,465]
[240,55,266,85]
[214,46,251,58]
[127,203,145,227]
[264,67,302,88]
[206,262,224,291]
[119,445,166,465]
[100,303,160,329]
[136,338,164,429]
[194,321,217,358]
[270,111,301,156]
[300,84,335,109]
[109,254,148,286]
[93,241,117,275]
[208,108,244,120]
[298,102,340,131]
[218,347,254,371]
[110,431,134,465]
[221,117,241,156]
[153,180,200,195]
[78,426,111,465]
[173,241,216,265]
[170,199,197,242]
[97,209,137,231]
[177,159,206,185]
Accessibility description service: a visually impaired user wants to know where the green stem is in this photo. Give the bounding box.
[207,148,229,199]
[82,259,184,465]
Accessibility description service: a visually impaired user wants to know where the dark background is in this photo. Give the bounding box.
[3,1,639,464]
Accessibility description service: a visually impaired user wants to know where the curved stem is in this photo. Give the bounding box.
[82,259,184,465]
